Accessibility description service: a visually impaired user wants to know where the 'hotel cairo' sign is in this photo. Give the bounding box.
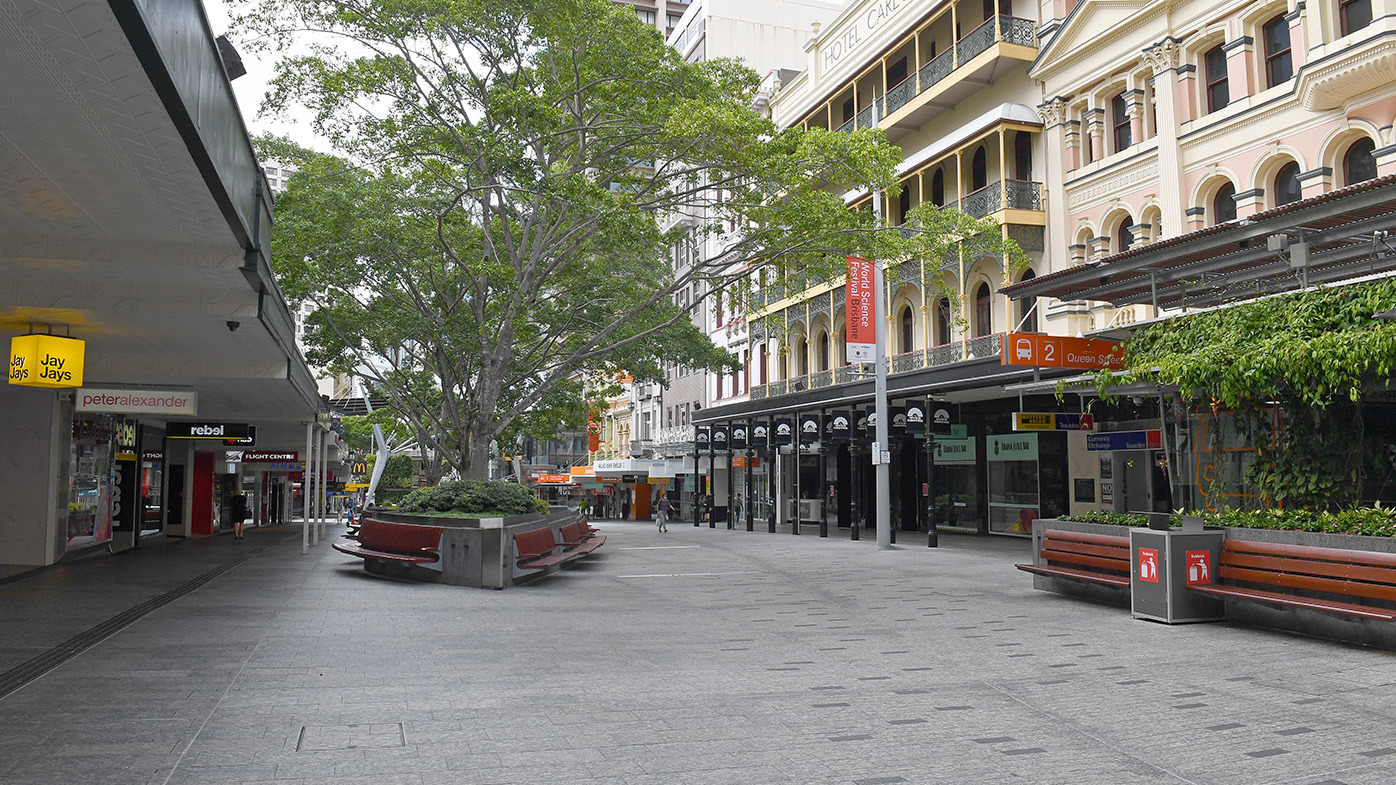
[823,0,904,70]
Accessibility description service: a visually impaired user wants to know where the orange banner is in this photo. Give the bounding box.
[1001,333,1125,370]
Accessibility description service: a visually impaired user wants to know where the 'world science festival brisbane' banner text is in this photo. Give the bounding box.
[845,256,876,362]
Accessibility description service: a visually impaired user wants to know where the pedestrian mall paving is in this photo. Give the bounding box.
[2,520,1395,785]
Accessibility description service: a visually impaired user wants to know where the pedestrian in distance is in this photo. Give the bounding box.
[621,497,630,520]
[656,495,671,533]
[231,493,248,540]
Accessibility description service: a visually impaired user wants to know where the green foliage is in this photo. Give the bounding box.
[1086,280,1396,510]
[237,0,907,477]
[1061,506,1396,537]
[376,454,416,489]
[397,480,548,516]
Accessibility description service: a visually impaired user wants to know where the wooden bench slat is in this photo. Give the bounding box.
[1041,549,1130,573]
[1223,539,1396,569]
[1047,530,1130,547]
[1189,583,1396,621]
[332,540,437,564]
[1219,563,1396,603]
[1222,551,1356,580]
[1044,540,1128,560]
[1017,563,1130,587]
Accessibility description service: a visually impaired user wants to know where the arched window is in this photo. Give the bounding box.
[837,326,847,366]
[797,337,808,376]
[936,298,952,345]
[1341,0,1372,35]
[1115,215,1134,253]
[1262,15,1292,87]
[1213,182,1237,223]
[897,182,912,224]
[971,146,987,191]
[1274,161,1302,206]
[974,284,992,338]
[1344,138,1377,185]
[818,331,830,371]
[899,306,914,353]
[1017,270,1038,333]
[931,169,945,206]
[1112,92,1131,152]
[1205,45,1229,113]
[1014,132,1033,181]
[759,343,768,385]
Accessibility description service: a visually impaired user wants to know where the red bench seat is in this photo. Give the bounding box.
[514,526,573,569]
[333,518,442,564]
[560,520,605,556]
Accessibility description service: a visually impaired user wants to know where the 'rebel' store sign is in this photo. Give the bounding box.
[166,421,251,440]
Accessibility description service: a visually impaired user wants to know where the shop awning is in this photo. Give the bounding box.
[1001,174,1396,310]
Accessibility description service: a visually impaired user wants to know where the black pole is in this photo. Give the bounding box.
[792,412,800,535]
[745,448,754,531]
[818,414,828,538]
[693,436,700,527]
[767,445,777,533]
[926,429,939,548]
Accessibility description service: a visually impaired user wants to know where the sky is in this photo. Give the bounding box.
[203,0,323,150]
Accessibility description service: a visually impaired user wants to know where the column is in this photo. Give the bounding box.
[1298,166,1331,199]
[1222,36,1254,100]
[303,421,313,554]
[253,470,265,527]
[1039,97,1072,275]
[1144,38,1183,235]
[1286,3,1307,71]
[1084,105,1105,163]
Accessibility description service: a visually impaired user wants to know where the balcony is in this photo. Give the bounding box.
[960,179,1044,219]
[748,335,1006,404]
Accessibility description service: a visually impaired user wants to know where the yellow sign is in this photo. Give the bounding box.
[9,334,85,388]
[1013,412,1056,431]
[351,461,368,475]
[345,482,370,490]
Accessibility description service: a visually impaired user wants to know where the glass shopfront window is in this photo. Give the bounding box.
[68,413,119,547]
[932,436,981,531]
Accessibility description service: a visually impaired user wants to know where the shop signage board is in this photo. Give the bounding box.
[987,433,1039,461]
[570,466,595,479]
[594,459,634,473]
[9,334,85,388]
[904,401,927,434]
[750,422,770,447]
[774,418,793,446]
[932,436,977,463]
[141,450,163,462]
[729,425,748,450]
[845,256,876,362]
[1013,412,1096,431]
[167,422,251,440]
[711,426,729,452]
[112,422,139,533]
[1001,333,1125,370]
[236,451,300,462]
[829,410,851,440]
[1086,429,1163,452]
[76,387,197,415]
[223,426,256,446]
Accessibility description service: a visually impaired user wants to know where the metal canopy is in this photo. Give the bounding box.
[1001,174,1396,310]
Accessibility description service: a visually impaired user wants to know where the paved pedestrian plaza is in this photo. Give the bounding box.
[2,520,1395,785]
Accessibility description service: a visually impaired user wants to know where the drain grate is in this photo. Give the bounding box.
[297,723,406,751]
[0,547,266,701]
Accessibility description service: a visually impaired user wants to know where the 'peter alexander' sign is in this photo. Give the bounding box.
[77,387,197,416]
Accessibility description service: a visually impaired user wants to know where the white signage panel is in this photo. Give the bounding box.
[76,387,197,416]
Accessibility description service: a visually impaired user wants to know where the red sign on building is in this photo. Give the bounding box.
[1185,551,1212,584]
[1138,548,1160,583]
[845,256,876,362]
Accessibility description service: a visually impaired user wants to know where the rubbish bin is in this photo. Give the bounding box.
[1129,514,1226,624]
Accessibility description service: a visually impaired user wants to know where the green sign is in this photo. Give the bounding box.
[987,433,1038,461]
[949,424,968,438]
[932,436,976,463]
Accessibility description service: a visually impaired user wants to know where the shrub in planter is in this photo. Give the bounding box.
[1060,506,1396,538]
[397,480,547,516]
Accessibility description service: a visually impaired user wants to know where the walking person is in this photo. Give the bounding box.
[231,492,248,540]
[656,494,671,533]
[621,496,630,521]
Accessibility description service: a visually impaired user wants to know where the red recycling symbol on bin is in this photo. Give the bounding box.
[1138,548,1160,583]
[1185,550,1212,585]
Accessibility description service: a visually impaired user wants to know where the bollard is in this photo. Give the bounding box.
[850,521,860,541]
[889,526,896,544]
[928,528,938,548]
[820,518,828,538]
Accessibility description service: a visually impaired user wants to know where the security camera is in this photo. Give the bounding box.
[227,321,240,332]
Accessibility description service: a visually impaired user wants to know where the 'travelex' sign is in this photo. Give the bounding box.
[9,334,85,388]
[167,422,252,440]
[76,387,197,415]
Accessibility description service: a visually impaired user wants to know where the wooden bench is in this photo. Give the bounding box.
[1016,529,1131,588]
[333,518,443,564]
[559,520,605,556]
[1186,539,1396,621]
[513,526,574,570]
